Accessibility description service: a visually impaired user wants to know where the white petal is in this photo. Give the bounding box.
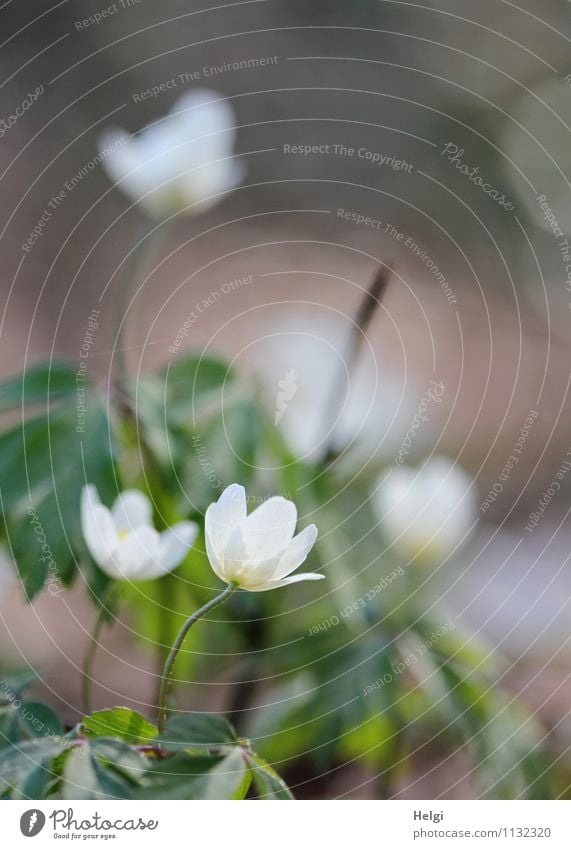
[217,526,248,582]
[81,486,119,569]
[81,484,101,511]
[178,158,243,213]
[205,525,227,583]
[172,89,237,147]
[99,128,177,215]
[114,527,161,580]
[240,496,297,561]
[248,572,325,592]
[111,490,153,533]
[157,521,198,571]
[98,129,142,191]
[205,484,247,561]
[274,524,318,579]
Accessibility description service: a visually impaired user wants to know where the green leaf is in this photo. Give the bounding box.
[0,361,77,412]
[81,708,157,745]
[197,748,248,800]
[17,701,62,739]
[0,393,117,599]
[155,714,238,751]
[0,707,20,750]
[62,739,146,800]
[131,355,264,510]
[0,738,66,798]
[136,748,249,800]
[246,752,294,799]
[135,754,222,799]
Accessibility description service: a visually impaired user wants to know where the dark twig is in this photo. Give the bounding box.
[322,262,395,461]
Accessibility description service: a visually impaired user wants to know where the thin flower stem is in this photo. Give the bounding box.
[81,585,119,714]
[157,581,239,733]
[113,220,168,386]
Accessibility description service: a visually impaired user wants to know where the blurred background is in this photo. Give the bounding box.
[1,0,571,799]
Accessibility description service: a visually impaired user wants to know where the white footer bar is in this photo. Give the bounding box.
[3,800,570,848]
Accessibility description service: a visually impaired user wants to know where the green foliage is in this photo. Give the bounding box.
[131,354,266,511]
[0,377,117,599]
[0,361,77,412]
[17,701,63,740]
[246,752,295,799]
[249,617,556,800]
[154,713,237,750]
[80,708,157,744]
[0,353,563,800]
[0,701,294,800]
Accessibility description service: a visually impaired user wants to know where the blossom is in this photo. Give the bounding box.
[204,484,322,591]
[247,309,424,465]
[81,485,197,581]
[98,89,244,217]
[373,457,477,564]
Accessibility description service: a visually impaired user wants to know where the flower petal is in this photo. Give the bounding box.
[111,489,153,533]
[114,527,161,580]
[248,572,325,592]
[173,89,238,150]
[157,521,198,571]
[205,525,227,583]
[205,484,247,561]
[81,486,119,569]
[273,524,318,579]
[240,496,297,561]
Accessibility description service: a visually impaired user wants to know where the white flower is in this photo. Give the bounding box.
[247,309,425,465]
[204,484,322,592]
[98,89,244,218]
[373,457,477,564]
[81,485,198,581]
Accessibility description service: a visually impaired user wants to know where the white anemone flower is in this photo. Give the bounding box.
[205,484,322,591]
[373,457,477,564]
[81,485,198,581]
[98,89,244,218]
[246,309,424,466]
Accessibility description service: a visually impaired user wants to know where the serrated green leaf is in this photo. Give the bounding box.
[81,708,157,745]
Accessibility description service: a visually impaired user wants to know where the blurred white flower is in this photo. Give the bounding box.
[98,89,244,217]
[205,483,322,591]
[274,369,298,425]
[373,457,477,564]
[81,485,198,581]
[246,309,425,465]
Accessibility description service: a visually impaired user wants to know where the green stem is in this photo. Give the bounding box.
[157,582,238,733]
[81,585,119,714]
[113,220,167,386]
